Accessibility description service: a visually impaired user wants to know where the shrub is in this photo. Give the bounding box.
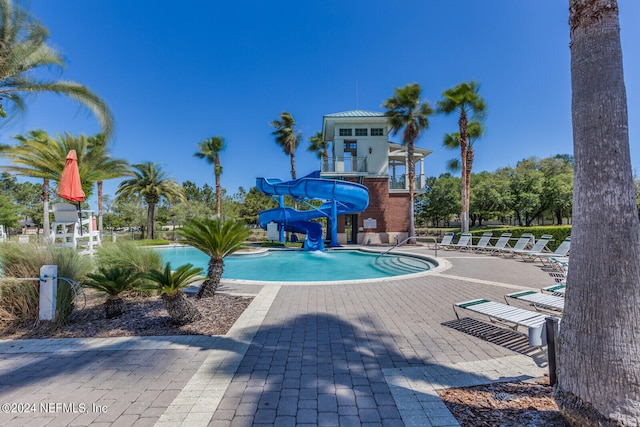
[0,243,93,323]
[83,267,138,318]
[469,226,572,251]
[0,277,39,320]
[94,242,162,276]
[138,263,203,325]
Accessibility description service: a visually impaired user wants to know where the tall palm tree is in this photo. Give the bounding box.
[270,111,301,180]
[1,130,57,238]
[1,131,129,238]
[437,81,486,233]
[307,131,329,172]
[443,120,484,215]
[0,0,114,137]
[556,1,640,425]
[83,134,130,234]
[383,83,433,242]
[116,162,185,240]
[194,136,225,217]
[177,217,249,299]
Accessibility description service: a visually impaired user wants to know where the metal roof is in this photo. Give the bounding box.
[323,110,385,118]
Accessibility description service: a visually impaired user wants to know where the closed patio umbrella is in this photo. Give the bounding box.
[58,150,85,234]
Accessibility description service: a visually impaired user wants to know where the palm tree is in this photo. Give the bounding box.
[177,217,249,299]
[138,263,203,325]
[0,130,54,237]
[1,131,128,238]
[307,131,329,172]
[84,266,137,318]
[270,111,301,180]
[82,135,130,234]
[443,120,484,214]
[555,1,640,424]
[383,83,433,242]
[0,0,114,137]
[116,163,185,240]
[194,136,225,217]
[437,81,486,233]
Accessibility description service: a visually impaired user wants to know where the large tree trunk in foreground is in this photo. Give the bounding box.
[555,1,640,425]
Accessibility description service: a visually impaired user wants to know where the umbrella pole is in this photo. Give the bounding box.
[77,202,83,236]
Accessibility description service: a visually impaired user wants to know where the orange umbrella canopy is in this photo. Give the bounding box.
[58,150,85,202]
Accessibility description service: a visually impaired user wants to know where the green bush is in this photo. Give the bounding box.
[0,277,39,320]
[94,242,163,277]
[136,239,171,246]
[469,226,572,250]
[0,243,93,323]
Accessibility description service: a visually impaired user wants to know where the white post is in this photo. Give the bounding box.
[39,265,58,321]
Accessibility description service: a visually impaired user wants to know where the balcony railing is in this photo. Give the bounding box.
[321,157,368,173]
[389,174,425,191]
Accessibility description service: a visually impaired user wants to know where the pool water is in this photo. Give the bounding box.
[155,247,434,282]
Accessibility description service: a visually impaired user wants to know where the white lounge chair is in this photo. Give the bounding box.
[496,233,535,257]
[438,232,455,249]
[513,235,554,261]
[536,237,571,266]
[449,232,472,251]
[541,284,566,296]
[453,298,551,346]
[505,290,564,313]
[485,232,512,255]
[470,232,493,252]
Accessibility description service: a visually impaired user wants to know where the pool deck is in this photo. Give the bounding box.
[0,246,560,426]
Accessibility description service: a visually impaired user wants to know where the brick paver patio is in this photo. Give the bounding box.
[0,247,556,426]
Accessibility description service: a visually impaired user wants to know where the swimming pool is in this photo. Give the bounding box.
[154,247,436,283]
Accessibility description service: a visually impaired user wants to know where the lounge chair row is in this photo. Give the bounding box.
[453,285,564,347]
[439,232,570,264]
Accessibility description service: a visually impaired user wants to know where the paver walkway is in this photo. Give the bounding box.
[0,247,556,426]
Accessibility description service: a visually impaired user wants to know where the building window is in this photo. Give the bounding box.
[371,128,384,136]
[355,128,368,136]
[343,141,357,151]
[339,128,352,136]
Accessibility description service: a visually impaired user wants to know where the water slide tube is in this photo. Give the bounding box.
[256,171,369,251]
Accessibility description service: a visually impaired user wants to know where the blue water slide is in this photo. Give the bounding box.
[256,171,369,251]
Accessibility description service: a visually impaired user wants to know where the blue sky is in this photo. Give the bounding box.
[2,1,640,210]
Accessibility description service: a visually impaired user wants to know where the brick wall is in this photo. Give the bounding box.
[336,177,410,234]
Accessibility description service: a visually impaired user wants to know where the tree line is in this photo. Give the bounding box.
[418,154,576,228]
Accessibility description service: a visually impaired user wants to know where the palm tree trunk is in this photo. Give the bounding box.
[290,153,297,181]
[104,296,124,319]
[556,1,640,424]
[197,257,224,298]
[97,181,103,235]
[407,141,416,242]
[146,203,155,240]
[459,111,469,232]
[162,292,202,325]
[42,178,50,241]
[465,147,474,226]
[215,158,221,217]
